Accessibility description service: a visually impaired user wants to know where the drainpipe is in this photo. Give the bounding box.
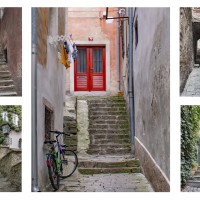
[117,8,121,91]
[128,8,135,154]
[32,8,39,192]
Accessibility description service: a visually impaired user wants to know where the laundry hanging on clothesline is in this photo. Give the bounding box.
[60,34,78,69]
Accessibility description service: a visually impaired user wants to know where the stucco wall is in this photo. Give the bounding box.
[133,8,170,190]
[180,8,194,93]
[36,8,66,190]
[67,7,118,95]
[0,7,22,95]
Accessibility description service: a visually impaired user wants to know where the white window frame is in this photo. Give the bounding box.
[2,111,8,121]
[12,114,19,127]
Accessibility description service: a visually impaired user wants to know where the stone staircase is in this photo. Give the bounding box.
[0,147,21,191]
[78,96,141,175]
[0,45,17,96]
[187,166,200,188]
[87,96,131,155]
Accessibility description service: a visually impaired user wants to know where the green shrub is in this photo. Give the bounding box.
[181,105,200,186]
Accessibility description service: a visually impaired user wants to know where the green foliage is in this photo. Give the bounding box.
[181,105,200,186]
[0,106,22,145]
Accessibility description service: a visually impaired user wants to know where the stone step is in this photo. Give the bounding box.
[89,115,129,121]
[78,159,140,168]
[90,134,130,140]
[0,91,17,96]
[89,120,128,125]
[89,103,126,108]
[187,180,200,187]
[0,85,15,92]
[192,175,200,181]
[91,138,130,145]
[89,111,127,116]
[88,124,129,130]
[0,80,14,86]
[89,144,131,149]
[0,73,11,78]
[0,70,10,75]
[87,147,131,155]
[89,107,127,112]
[78,167,140,174]
[89,129,129,135]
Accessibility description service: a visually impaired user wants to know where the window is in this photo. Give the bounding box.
[12,114,19,127]
[2,111,8,121]
[45,106,54,140]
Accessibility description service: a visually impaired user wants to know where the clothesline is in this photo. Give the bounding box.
[48,34,78,70]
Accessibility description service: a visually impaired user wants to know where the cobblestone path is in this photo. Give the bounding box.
[0,173,18,192]
[182,68,200,96]
[45,170,153,192]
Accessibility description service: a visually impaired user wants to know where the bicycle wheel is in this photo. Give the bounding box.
[60,150,78,178]
[48,155,60,190]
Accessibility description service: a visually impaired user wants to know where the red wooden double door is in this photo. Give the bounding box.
[74,46,106,91]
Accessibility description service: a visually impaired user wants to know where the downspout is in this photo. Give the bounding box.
[117,8,121,91]
[32,8,39,192]
[128,8,135,154]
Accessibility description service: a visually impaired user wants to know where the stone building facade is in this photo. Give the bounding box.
[0,7,22,95]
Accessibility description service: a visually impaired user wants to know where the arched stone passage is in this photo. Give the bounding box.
[193,22,200,64]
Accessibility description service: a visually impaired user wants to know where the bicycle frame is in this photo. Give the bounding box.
[45,131,66,175]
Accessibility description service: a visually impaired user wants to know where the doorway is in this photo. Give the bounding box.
[74,46,106,91]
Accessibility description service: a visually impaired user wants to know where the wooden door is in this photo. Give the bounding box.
[74,46,106,91]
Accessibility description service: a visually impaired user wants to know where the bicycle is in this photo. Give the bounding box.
[44,130,78,190]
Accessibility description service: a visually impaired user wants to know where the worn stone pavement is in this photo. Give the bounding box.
[182,186,200,192]
[182,67,200,96]
[45,170,153,192]
[0,173,18,192]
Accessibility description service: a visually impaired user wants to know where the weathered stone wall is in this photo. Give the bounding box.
[77,98,90,155]
[0,147,21,190]
[0,8,22,95]
[180,8,194,93]
[63,95,78,152]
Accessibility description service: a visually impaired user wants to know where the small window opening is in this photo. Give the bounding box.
[45,106,54,140]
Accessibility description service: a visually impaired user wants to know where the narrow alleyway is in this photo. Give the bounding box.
[182,166,200,192]
[181,67,200,96]
[0,44,17,96]
[44,96,154,192]
[0,173,18,192]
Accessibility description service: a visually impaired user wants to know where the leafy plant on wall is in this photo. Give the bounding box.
[181,105,200,186]
[0,106,22,145]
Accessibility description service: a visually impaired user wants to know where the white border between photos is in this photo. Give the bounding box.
[0,0,199,199]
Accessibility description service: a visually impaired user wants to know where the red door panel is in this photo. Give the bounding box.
[75,46,106,91]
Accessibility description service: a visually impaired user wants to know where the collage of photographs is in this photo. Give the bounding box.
[0,1,199,199]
